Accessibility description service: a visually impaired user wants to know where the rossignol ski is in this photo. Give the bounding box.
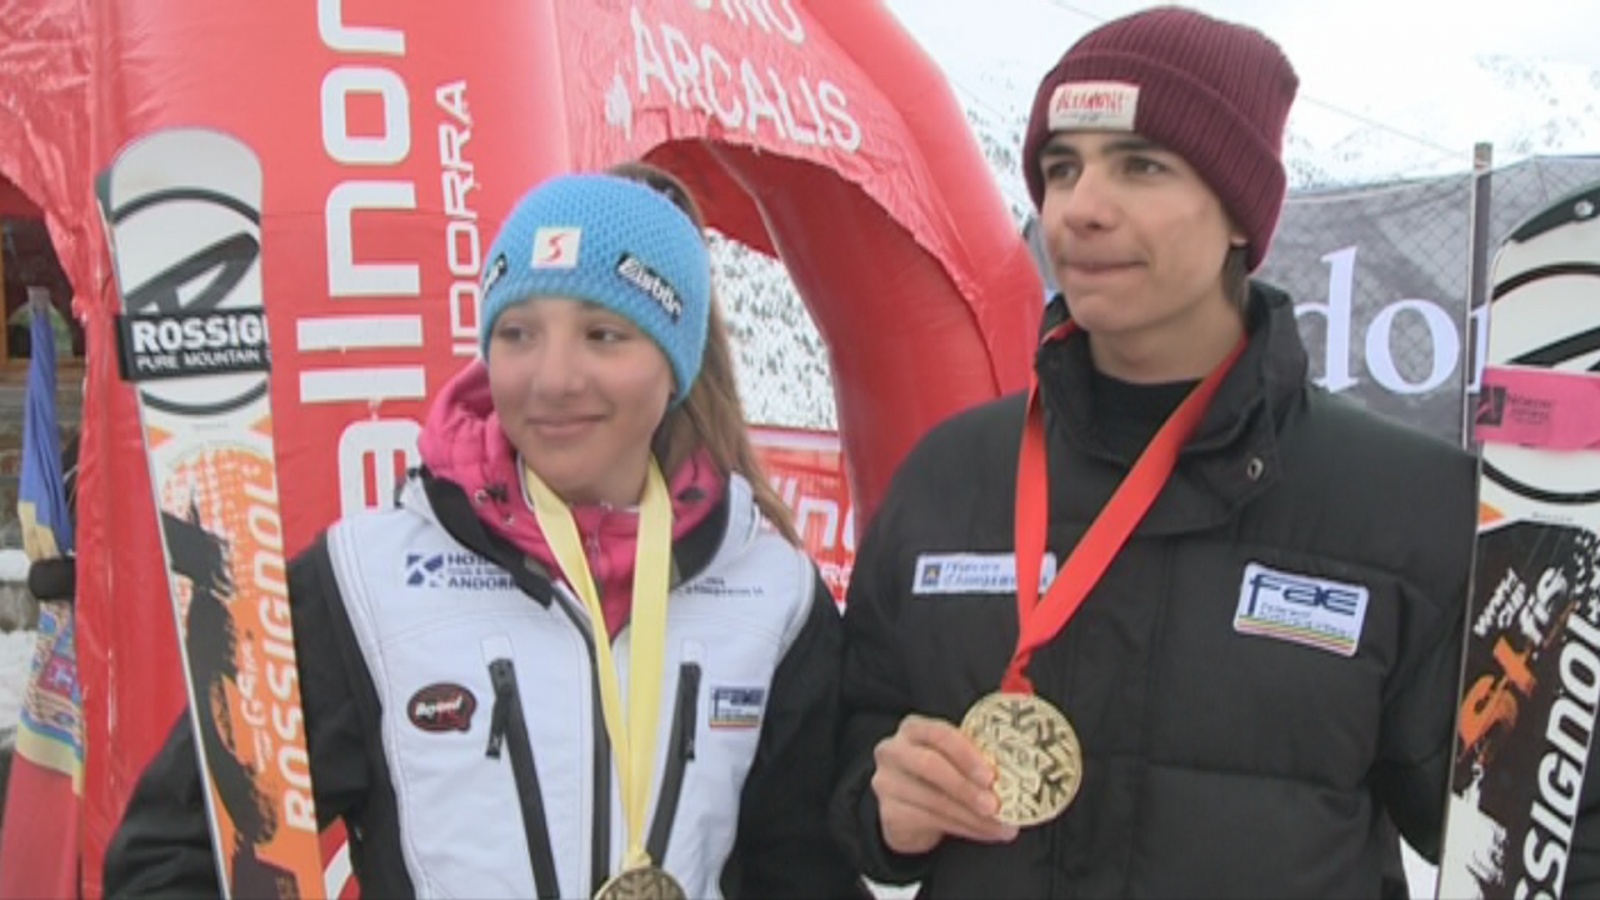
[1439,180,1600,900]
[99,128,325,898]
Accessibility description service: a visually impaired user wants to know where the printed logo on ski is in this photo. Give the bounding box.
[1477,386,1508,428]
[1233,562,1369,656]
[107,179,268,414]
[119,308,271,382]
[1476,379,1560,435]
[1515,607,1600,898]
[408,683,477,733]
[404,551,514,591]
[1479,229,1600,505]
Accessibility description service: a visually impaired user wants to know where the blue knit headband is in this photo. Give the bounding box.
[479,173,712,405]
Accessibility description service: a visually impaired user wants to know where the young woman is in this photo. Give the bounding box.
[106,166,861,899]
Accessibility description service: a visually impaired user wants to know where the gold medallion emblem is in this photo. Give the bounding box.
[961,691,1083,826]
[593,865,687,900]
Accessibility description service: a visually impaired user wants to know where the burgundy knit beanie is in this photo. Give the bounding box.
[1022,6,1299,271]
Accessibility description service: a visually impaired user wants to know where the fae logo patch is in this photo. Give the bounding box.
[408,683,477,733]
[1233,562,1369,657]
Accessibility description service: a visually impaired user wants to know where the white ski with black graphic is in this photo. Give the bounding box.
[99,128,325,898]
[1439,180,1600,900]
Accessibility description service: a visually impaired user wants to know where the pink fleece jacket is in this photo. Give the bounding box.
[417,362,725,638]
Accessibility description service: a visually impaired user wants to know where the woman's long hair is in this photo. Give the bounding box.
[608,161,802,546]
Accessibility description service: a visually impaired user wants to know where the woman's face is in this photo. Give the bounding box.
[486,296,674,507]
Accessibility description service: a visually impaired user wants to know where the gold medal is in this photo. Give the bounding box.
[979,330,1239,827]
[961,691,1083,827]
[592,864,687,900]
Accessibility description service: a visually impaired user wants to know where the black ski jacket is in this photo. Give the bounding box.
[834,284,1495,897]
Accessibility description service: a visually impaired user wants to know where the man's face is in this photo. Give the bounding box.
[1037,131,1244,345]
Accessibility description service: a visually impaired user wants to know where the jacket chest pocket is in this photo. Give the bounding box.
[647,659,701,865]
[901,551,1048,715]
[652,640,768,896]
[1153,554,1397,782]
[381,623,591,898]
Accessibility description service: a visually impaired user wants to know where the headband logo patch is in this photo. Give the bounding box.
[532,227,581,269]
[616,253,683,321]
[482,253,508,296]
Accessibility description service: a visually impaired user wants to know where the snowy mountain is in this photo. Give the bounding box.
[712,234,837,430]
[720,42,1600,431]
[1289,55,1600,187]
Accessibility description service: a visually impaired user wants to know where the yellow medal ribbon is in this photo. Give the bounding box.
[523,458,673,877]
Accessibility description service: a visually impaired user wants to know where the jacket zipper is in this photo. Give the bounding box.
[645,661,701,865]
[485,655,560,900]
[546,582,612,895]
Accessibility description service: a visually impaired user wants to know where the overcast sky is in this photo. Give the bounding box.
[885,0,1600,178]
[885,0,1600,93]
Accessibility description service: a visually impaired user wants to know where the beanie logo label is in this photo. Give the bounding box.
[532,227,581,269]
[615,253,683,322]
[1049,81,1139,132]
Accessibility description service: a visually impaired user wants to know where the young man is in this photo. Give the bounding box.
[832,7,1488,896]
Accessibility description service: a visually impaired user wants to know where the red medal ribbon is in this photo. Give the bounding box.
[1003,324,1247,693]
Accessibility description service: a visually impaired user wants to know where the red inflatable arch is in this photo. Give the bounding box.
[0,1,1042,894]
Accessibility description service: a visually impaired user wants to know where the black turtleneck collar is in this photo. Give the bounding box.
[1088,368,1200,457]
[1036,281,1310,464]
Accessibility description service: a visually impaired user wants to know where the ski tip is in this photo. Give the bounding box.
[1507,180,1600,245]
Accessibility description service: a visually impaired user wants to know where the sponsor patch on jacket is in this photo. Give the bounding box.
[683,575,763,598]
[404,551,515,591]
[408,683,477,733]
[710,687,765,729]
[912,552,1058,596]
[1233,562,1369,657]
